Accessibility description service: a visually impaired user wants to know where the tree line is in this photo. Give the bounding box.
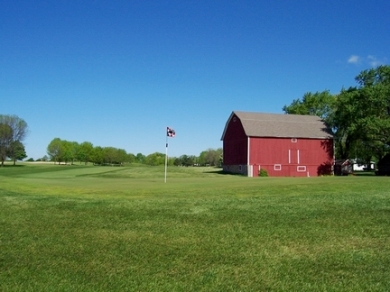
[283,65,390,166]
[0,115,28,166]
[45,137,222,167]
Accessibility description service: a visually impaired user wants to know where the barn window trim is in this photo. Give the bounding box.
[297,166,306,172]
[274,164,282,171]
[291,138,297,143]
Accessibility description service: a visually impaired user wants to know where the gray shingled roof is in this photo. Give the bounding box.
[221,111,333,140]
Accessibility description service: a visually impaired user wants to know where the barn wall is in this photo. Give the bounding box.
[222,164,248,176]
[222,114,248,165]
[249,137,333,177]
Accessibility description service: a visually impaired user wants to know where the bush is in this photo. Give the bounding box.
[259,168,268,177]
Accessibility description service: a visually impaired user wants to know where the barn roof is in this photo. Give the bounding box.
[221,111,333,140]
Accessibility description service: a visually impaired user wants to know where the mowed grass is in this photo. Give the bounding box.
[1,163,390,291]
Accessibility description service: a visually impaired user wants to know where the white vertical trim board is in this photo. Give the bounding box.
[247,137,250,167]
[297,149,300,164]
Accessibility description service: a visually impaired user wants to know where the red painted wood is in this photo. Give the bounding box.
[249,137,333,176]
[223,114,248,165]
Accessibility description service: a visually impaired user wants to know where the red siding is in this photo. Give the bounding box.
[249,137,333,177]
[223,115,248,165]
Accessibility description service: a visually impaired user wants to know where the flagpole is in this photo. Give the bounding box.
[164,133,168,183]
[164,127,175,183]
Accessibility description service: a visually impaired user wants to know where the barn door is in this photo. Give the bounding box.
[288,149,300,164]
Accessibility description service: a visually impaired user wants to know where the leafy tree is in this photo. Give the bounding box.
[333,66,390,161]
[78,141,94,165]
[0,123,13,166]
[116,148,128,165]
[70,141,80,164]
[332,87,360,159]
[0,115,28,166]
[8,140,27,165]
[145,152,165,166]
[61,140,75,164]
[353,66,390,156]
[127,153,136,163]
[198,148,223,166]
[91,146,104,165]
[174,157,181,166]
[282,91,336,126]
[47,138,64,164]
[103,147,117,164]
[136,153,146,163]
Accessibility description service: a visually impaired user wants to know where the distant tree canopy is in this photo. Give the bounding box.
[0,115,28,166]
[283,65,390,164]
[46,138,222,167]
[47,138,132,165]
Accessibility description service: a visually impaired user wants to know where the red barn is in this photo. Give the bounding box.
[221,111,334,177]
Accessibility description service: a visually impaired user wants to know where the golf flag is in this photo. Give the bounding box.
[167,127,175,137]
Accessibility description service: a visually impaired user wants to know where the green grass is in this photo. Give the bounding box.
[1,163,390,291]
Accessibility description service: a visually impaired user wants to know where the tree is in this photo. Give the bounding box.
[7,140,27,165]
[136,153,146,164]
[282,90,337,127]
[126,153,136,163]
[0,123,13,166]
[145,152,165,166]
[354,66,390,151]
[47,138,64,164]
[0,115,28,166]
[91,146,104,165]
[103,147,117,164]
[61,140,75,164]
[198,148,223,166]
[115,148,127,165]
[77,141,94,165]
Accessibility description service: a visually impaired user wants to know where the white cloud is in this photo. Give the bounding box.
[347,55,387,67]
[367,55,383,67]
[348,55,361,64]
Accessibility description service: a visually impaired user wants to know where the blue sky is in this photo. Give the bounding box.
[1,0,389,159]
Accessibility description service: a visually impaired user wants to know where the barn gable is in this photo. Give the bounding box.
[222,111,334,177]
[221,111,332,140]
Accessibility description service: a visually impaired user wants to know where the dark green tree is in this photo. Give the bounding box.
[8,140,27,165]
[282,90,337,127]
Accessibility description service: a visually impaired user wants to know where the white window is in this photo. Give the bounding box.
[291,138,297,143]
[297,166,306,172]
[274,164,282,171]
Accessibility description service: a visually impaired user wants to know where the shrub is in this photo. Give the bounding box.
[259,168,268,177]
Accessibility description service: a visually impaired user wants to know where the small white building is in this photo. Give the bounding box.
[351,159,375,171]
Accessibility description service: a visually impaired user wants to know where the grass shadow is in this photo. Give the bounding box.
[202,169,245,176]
[0,164,25,168]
